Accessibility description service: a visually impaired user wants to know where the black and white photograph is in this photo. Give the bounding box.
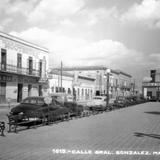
[0,0,160,159]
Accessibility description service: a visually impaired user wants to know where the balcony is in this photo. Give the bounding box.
[142,82,160,87]
[0,63,40,77]
[119,84,132,90]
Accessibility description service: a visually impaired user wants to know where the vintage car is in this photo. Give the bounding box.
[51,93,74,104]
[51,93,83,116]
[86,96,115,111]
[113,96,127,108]
[10,96,70,117]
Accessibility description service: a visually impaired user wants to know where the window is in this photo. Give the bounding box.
[82,89,84,96]
[77,88,80,97]
[30,98,37,104]
[51,86,54,93]
[17,53,22,68]
[68,88,71,94]
[1,49,7,71]
[56,87,58,93]
[28,57,33,75]
[93,97,102,100]
[39,60,42,77]
[22,98,30,104]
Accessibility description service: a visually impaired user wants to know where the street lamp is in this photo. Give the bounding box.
[106,69,111,108]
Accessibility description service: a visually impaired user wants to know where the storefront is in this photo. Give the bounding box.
[0,73,48,103]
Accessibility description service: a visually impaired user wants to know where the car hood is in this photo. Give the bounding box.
[11,103,69,115]
[11,104,40,115]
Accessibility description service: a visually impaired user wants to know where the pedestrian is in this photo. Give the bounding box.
[0,121,5,136]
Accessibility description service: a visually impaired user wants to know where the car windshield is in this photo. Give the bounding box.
[67,96,73,99]
[93,97,103,100]
[117,97,125,100]
[21,98,30,104]
[21,97,45,105]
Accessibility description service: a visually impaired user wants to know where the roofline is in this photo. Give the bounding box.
[0,31,49,53]
[52,66,132,78]
[78,75,95,81]
[49,70,95,81]
[49,70,74,78]
[58,66,107,71]
[115,70,132,78]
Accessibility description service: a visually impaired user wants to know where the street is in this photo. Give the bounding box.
[0,102,160,160]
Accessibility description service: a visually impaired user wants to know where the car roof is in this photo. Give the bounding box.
[51,93,73,97]
[25,96,44,98]
[93,96,106,99]
[93,96,106,98]
[23,96,44,100]
[52,93,66,96]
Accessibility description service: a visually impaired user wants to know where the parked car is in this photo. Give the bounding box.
[51,93,74,104]
[86,96,115,111]
[113,96,127,108]
[10,96,70,117]
[51,93,83,116]
[149,96,157,102]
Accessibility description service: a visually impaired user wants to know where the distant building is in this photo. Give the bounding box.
[142,69,160,100]
[51,66,133,99]
[48,70,95,101]
[0,31,49,103]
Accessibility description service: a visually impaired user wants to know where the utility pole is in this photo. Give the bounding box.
[106,69,111,109]
[133,79,135,95]
[60,61,63,92]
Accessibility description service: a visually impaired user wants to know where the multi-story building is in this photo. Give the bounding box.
[56,66,132,98]
[142,69,160,100]
[48,70,95,101]
[0,31,49,103]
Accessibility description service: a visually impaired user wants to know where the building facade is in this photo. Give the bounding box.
[142,69,160,100]
[56,66,132,99]
[48,70,95,101]
[0,31,49,103]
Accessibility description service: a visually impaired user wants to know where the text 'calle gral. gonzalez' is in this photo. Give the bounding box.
[52,149,160,156]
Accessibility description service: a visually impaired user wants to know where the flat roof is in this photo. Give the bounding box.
[49,70,74,78]
[53,66,132,78]
[49,70,95,81]
[0,31,49,53]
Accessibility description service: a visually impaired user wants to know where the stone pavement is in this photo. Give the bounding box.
[0,102,160,160]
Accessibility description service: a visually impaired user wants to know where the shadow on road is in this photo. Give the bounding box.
[134,132,160,140]
[144,111,160,115]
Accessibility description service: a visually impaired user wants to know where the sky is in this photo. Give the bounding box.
[1,0,160,88]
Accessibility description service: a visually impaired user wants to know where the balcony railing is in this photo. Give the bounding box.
[142,82,160,87]
[0,63,40,77]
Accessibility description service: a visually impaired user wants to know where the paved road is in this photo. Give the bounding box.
[0,102,160,160]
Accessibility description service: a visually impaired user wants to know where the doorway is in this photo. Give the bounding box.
[156,91,160,101]
[39,85,42,96]
[96,90,100,96]
[28,84,32,97]
[17,83,23,102]
[0,82,6,103]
